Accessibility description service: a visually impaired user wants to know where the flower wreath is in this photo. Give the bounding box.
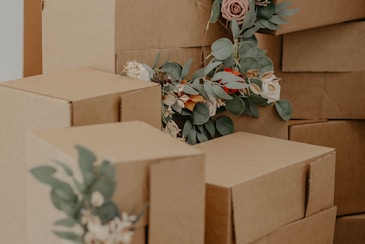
[122,0,298,145]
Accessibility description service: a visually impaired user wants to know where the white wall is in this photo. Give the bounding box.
[0,0,23,82]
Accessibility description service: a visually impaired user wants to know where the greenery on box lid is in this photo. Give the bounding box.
[121,0,298,145]
[30,145,146,244]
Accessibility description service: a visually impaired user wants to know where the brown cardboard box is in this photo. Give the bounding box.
[334,213,365,244]
[220,104,288,140]
[26,121,205,244]
[194,132,336,244]
[252,206,337,244]
[0,68,160,244]
[42,0,229,74]
[271,0,365,35]
[282,21,365,72]
[24,0,42,76]
[289,120,365,216]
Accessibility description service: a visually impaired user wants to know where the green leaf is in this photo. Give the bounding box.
[248,94,269,105]
[192,67,205,80]
[242,35,258,46]
[222,54,235,67]
[242,24,261,38]
[277,8,300,17]
[99,160,115,181]
[216,116,234,136]
[53,186,77,203]
[54,218,76,227]
[75,145,96,186]
[213,84,233,100]
[258,19,279,30]
[212,71,244,83]
[50,189,76,217]
[241,0,256,29]
[231,18,240,39]
[181,58,193,79]
[183,84,199,95]
[226,95,245,115]
[247,102,260,118]
[211,38,234,60]
[275,2,292,13]
[182,120,193,138]
[187,128,197,145]
[53,231,83,242]
[162,62,182,80]
[204,81,215,97]
[238,41,257,58]
[53,160,73,177]
[197,132,209,143]
[275,100,293,121]
[269,15,289,25]
[258,56,274,74]
[30,166,57,185]
[204,119,216,138]
[192,103,210,125]
[95,202,120,224]
[240,57,260,74]
[152,51,161,69]
[91,177,115,201]
[204,61,222,76]
[257,2,275,19]
[209,0,221,23]
[224,81,248,90]
[256,47,267,57]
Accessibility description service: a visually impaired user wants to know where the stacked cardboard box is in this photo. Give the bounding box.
[256,3,365,241]
[194,132,337,243]
[0,68,161,244]
[25,121,205,244]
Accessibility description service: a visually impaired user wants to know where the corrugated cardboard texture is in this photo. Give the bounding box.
[0,68,160,244]
[334,213,365,244]
[24,0,42,76]
[194,132,335,244]
[43,0,229,74]
[220,104,288,140]
[26,122,205,244]
[271,0,365,35]
[289,120,365,216]
[252,207,337,244]
[282,21,365,72]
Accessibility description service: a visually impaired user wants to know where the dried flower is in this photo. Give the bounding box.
[163,120,181,138]
[260,71,281,103]
[221,0,250,25]
[123,60,150,81]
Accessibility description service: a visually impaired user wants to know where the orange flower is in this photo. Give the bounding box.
[183,94,205,111]
[222,68,244,94]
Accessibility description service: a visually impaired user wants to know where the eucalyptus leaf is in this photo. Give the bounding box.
[275,2,292,13]
[258,56,274,74]
[211,38,234,60]
[241,0,256,29]
[269,15,289,25]
[277,7,299,17]
[197,132,209,143]
[192,67,205,80]
[242,35,258,46]
[53,231,83,242]
[181,58,193,79]
[53,160,73,177]
[204,81,215,97]
[231,18,240,39]
[242,24,261,38]
[240,57,260,74]
[224,81,248,89]
[182,119,193,138]
[256,47,267,57]
[53,186,77,203]
[54,218,77,227]
[91,177,115,201]
[50,189,76,217]
[204,61,222,76]
[247,102,259,118]
[152,51,161,69]
[187,128,197,145]
[213,84,233,100]
[75,145,96,186]
[183,84,199,95]
[212,71,245,83]
[238,41,257,58]
[192,103,210,125]
[95,202,120,224]
[30,166,57,185]
[222,54,235,67]
[248,94,269,106]
[258,19,279,30]
[275,99,293,121]
[226,95,245,115]
[209,0,221,23]
[215,116,234,136]
[99,160,115,180]
[162,62,182,80]
[257,2,275,19]
[172,102,183,113]
[204,119,216,138]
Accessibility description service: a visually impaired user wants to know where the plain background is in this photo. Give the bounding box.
[0,0,23,82]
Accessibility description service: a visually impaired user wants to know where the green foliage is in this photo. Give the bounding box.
[226,95,246,115]
[211,38,234,60]
[275,99,293,121]
[216,116,234,136]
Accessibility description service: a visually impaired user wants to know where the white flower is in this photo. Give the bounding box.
[124,60,150,81]
[260,72,281,103]
[163,120,181,138]
[91,191,104,207]
[205,94,218,117]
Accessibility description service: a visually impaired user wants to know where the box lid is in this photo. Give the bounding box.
[0,68,158,102]
[195,132,334,187]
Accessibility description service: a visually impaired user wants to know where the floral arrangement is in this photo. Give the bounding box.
[30,145,146,244]
[122,0,298,144]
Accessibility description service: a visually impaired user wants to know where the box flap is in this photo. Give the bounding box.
[305,152,335,217]
[334,213,365,244]
[251,207,337,244]
[282,21,365,72]
[194,132,334,187]
[0,68,158,102]
[149,156,205,244]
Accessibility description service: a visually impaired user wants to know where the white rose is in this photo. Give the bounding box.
[205,94,218,117]
[260,73,281,103]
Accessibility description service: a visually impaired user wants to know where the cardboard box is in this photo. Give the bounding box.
[282,21,365,72]
[194,132,335,244]
[252,206,337,244]
[270,0,365,35]
[0,68,161,244]
[289,120,365,216]
[220,104,288,140]
[42,0,229,74]
[334,213,365,244]
[26,121,205,244]
[24,0,42,76]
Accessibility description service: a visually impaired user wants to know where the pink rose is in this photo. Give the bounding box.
[221,0,250,25]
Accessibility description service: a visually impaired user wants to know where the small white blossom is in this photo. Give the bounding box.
[91,191,104,207]
[123,60,150,81]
